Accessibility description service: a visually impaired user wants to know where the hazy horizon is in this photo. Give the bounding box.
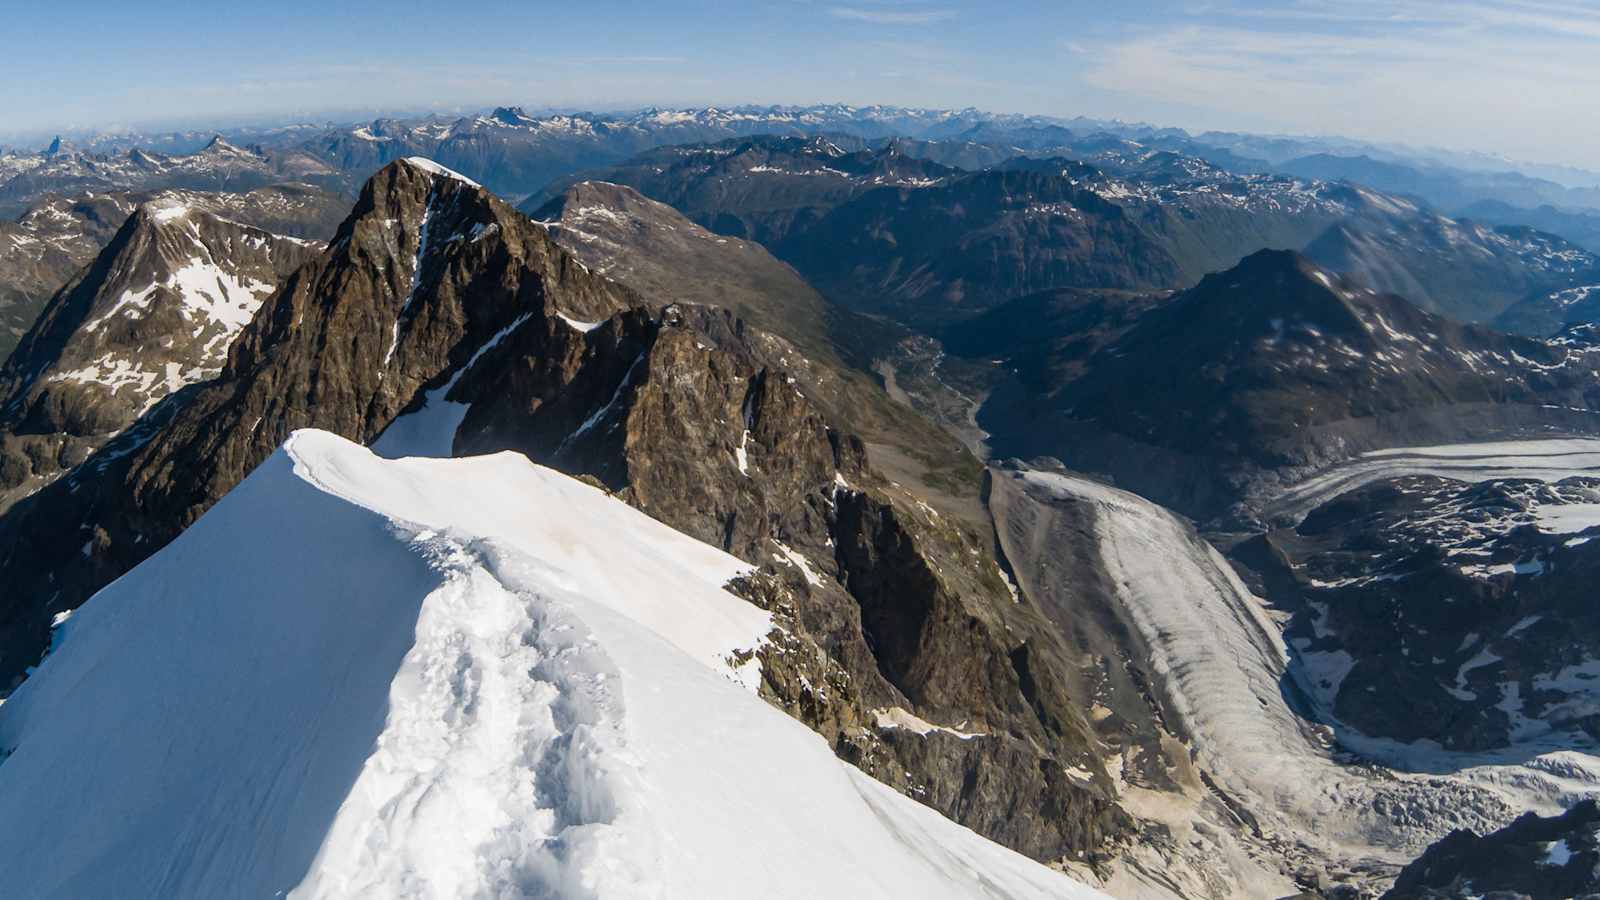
[7,0,1600,172]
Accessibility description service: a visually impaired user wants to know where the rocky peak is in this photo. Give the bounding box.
[106,157,630,519]
[534,179,659,224]
[198,134,244,155]
[490,105,531,126]
[284,158,625,384]
[1181,248,1377,346]
[0,158,1132,872]
[126,147,164,168]
[0,201,320,507]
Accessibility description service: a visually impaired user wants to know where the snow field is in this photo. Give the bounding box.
[0,431,1106,900]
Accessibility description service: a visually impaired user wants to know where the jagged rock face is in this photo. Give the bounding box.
[1383,800,1600,900]
[0,203,320,507]
[972,250,1600,523]
[530,180,984,519]
[453,303,844,557]
[447,301,1131,865]
[0,158,1135,871]
[1238,473,1600,752]
[0,159,634,685]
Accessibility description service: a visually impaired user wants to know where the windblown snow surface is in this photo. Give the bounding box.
[1017,468,1600,871]
[0,430,1104,900]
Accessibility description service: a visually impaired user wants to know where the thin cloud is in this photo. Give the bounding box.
[1079,4,1600,167]
[828,6,955,25]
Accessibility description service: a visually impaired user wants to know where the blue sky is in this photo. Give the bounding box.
[5,0,1599,168]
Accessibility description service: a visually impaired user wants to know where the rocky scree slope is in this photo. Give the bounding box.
[0,158,1134,871]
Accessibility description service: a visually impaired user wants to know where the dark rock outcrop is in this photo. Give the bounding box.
[1240,472,1600,752]
[1383,800,1600,900]
[530,180,983,519]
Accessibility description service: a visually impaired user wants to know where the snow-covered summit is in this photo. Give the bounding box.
[0,429,1105,900]
[403,155,481,187]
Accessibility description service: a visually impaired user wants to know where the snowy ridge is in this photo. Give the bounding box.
[0,431,1105,900]
[403,156,481,188]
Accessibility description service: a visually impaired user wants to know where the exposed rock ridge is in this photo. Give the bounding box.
[0,159,1133,870]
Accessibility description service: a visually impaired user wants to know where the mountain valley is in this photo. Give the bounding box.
[4,91,1600,900]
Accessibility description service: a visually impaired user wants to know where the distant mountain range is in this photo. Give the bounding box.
[957,250,1600,522]
[544,135,1600,333]
[8,101,1600,899]
[8,101,1600,223]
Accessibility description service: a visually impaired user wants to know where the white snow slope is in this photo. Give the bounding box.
[0,430,1104,900]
